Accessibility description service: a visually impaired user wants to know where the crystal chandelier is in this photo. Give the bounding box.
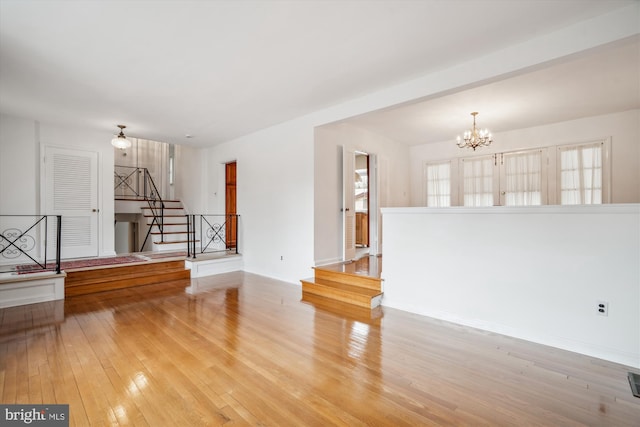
[456,112,492,151]
[111,125,132,149]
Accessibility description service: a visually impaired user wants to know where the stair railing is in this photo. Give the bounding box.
[186,214,239,259]
[0,215,62,274]
[114,165,165,251]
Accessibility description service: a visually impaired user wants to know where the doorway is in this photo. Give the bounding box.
[355,152,369,258]
[343,148,378,261]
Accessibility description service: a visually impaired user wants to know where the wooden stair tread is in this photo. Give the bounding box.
[300,293,383,322]
[64,259,191,297]
[141,207,184,210]
[153,240,196,244]
[65,270,191,297]
[144,214,185,217]
[313,268,382,291]
[64,260,185,278]
[66,268,189,287]
[300,278,381,297]
[116,198,181,202]
[150,231,189,235]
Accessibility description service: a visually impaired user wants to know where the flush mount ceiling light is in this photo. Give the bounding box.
[456,112,492,151]
[111,124,132,149]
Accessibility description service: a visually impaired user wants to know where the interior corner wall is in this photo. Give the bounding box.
[204,118,316,284]
[408,110,640,206]
[313,123,410,265]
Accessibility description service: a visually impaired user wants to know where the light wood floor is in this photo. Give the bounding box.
[1,271,639,426]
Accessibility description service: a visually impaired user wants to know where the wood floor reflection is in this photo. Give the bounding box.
[1,271,639,426]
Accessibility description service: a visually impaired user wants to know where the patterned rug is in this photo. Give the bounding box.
[15,255,145,274]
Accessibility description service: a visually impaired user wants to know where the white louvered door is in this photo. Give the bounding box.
[44,146,98,259]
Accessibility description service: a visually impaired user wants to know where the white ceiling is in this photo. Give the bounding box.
[0,0,638,147]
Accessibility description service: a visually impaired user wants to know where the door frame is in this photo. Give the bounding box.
[342,147,379,260]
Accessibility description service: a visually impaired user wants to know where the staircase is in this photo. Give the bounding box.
[300,260,383,309]
[142,200,194,252]
[65,259,190,297]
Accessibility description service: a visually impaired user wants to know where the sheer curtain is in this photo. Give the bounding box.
[503,150,542,206]
[463,156,494,206]
[559,142,602,204]
[426,161,451,207]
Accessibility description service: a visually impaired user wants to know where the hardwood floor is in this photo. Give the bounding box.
[1,271,639,426]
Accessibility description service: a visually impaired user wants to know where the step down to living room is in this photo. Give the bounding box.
[65,258,191,297]
[300,256,383,309]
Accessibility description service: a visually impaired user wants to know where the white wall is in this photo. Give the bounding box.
[0,114,38,214]
[314,123,410,265]
[409,110,640,206]
[203,117,316,284]
[174,144,206,214]
[0,113,116,256]
[381,205,640,368]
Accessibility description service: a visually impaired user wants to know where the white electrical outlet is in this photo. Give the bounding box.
[597,301,609,316]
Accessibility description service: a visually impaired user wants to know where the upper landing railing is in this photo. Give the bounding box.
[114,165,165,251]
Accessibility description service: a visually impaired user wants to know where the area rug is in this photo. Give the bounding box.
[15,255,145,274]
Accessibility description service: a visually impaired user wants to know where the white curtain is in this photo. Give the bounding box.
[503,150,542,206]
[559,143,602,204]
[463,156,493,206]
[426,161,451,207]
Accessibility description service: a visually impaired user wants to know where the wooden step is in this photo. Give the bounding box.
[150,231,188,235]
[153,240,195,245]
[300,293,383,323]
[65,260,190,297]
[300,278,382,309]
[313,267,382,291]
[116,198,181,203]
[141,207,184,211]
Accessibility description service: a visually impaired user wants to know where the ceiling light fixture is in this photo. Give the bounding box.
[111,125,132,149]
[456,112,492,151]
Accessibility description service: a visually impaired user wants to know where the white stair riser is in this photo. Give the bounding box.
[152,234,190,243]
[152,241,189,251]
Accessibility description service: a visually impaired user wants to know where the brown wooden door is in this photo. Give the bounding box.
[225,162,237,249]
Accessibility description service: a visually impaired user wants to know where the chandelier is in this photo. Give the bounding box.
[456,112,492,151]
[111,125,132,149]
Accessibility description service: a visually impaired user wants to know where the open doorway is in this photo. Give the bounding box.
[354,152,369,258]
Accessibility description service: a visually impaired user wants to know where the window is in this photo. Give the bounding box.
[558,142,603,204]
[429,139,607,207]
[501,149,543,206]
[462,156,494,206]
[425,161,451,207]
